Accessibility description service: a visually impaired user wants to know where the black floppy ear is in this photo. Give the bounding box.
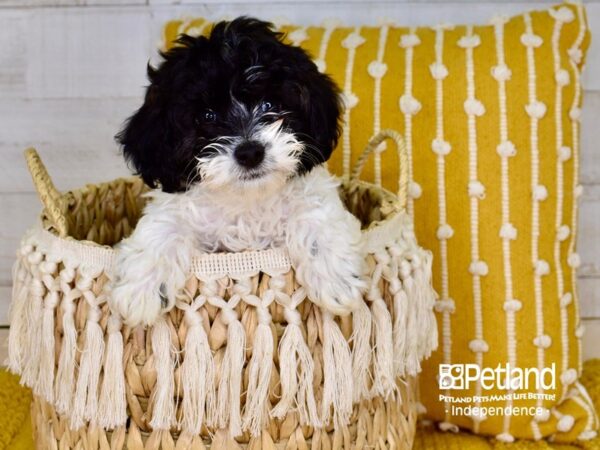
[291,64,342,166]
[116,35,209,193]
[116,58,190,193]
[116,82,169,191]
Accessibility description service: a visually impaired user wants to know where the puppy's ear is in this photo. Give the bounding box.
[116,60,188,193]
[290,63,342,167]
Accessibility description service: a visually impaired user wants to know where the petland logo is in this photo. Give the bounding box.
[438,363,556,391]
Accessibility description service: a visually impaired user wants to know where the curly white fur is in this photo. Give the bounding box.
[111,165,366,327]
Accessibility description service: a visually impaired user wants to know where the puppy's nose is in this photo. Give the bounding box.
[234,141,265,168]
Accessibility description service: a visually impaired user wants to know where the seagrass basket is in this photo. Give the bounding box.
[7,129,437,450]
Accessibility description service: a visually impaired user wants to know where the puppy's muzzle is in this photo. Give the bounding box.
[234,140,265,169]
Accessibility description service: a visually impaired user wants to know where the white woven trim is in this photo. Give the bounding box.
[314,19,338,73]
[431,25,453,426]
[189,249,291,280]
[402,26,420,217]
[569,2,586,378]
[32,225,117,271]
[551,8,570,403]
[312,20,337,173]
[523,12,545,441]
[370,25,389,187]
[493,16,516,439]
[463,24,486,433]
[341,26,362,178]
[28,225,292,280]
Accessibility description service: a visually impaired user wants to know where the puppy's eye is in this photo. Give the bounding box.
[204,109,217,122]
[260,101,273,113]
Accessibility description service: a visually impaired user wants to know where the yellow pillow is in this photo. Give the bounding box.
[162,2,596,442]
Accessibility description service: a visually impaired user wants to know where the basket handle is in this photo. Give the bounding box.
[24,148,69,237]
[350,129,409,212]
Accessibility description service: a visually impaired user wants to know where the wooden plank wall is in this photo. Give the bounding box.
[0,0,598,356]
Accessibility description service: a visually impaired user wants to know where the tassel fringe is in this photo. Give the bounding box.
[36,289,59,403]
[242,297,274,437]
[98,314,127,429]
[178,297,215,435]
[215,310,245,437]
[386,246,409,378]
[370,297,396,399]
[368,251,396,399]
[270,285,320,428]
[149,317,176,430]
[271,310,321,426]
[416,255,439,359]
[392,249,439,377]
[392,286,409,378]
[21,252,44,388]
[321,312,353,428]
[71,297,105,430]
[7,252,31,373]
[54,277,79,416]
[350,301,372,401]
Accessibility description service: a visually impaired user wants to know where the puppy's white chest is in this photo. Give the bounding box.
[187,185,294,253]
[152,166,338,253]
[203,203,289,252]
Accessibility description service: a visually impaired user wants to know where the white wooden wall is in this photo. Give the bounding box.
[0,0,599,358]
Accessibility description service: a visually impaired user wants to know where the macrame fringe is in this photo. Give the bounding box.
[36,289,59,403]
[215,310,245,438]
[402,254,439,376]
[366,250,396,399]
[384,246,408,379]
[370,297,396,399]
[179,302,215,435]
[7,214,438,436]
[392,285,409,378]
[242,306,274,436]
[71,302,105,430]
[416,255,439,360]
[7,254,30,373]
[270,304,320,428]
[98,314,127,429]
[21,271,44,388]
[402,273,421,377]
[54,286,78,416]
[321,312,353,428]
[149,317,176,430]
[350,301,372,401]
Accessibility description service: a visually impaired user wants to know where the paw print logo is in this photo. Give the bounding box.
[438,364,464,390]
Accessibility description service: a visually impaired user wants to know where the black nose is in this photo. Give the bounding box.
[234,141,265,168]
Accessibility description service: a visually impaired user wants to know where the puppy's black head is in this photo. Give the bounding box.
[117,17,342,193]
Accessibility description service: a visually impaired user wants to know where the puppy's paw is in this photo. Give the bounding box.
[311,274,366,315]
[302,257,367,315]
[110,267,180,327]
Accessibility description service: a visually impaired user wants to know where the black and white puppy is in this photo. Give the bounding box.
[111,17,365,326]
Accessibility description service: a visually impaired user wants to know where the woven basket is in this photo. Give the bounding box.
[7,130,437,450]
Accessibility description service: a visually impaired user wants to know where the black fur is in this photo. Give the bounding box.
[116,17,342,193]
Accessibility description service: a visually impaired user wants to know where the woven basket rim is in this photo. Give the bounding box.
[30,176,406,279]
[45,176,400,245]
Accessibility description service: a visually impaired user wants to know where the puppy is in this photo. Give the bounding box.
[111,17,366,327]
